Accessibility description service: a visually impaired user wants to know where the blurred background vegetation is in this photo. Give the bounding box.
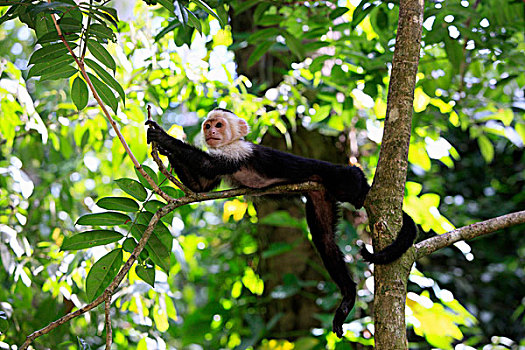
[0,0,523,349]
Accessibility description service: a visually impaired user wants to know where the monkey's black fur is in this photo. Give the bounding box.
[146,119,417,337]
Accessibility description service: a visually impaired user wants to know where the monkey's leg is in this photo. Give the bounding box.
[306,191,356,338]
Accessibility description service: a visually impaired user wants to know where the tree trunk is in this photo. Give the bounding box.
[365,0,424,348]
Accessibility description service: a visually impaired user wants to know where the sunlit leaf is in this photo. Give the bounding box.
[477,135,494,163]
[241,267,264,295]
[223,199,248,222]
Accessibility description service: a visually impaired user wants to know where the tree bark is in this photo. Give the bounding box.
[364,0,424,348]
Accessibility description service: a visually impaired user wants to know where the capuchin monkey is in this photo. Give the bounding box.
[146,108,417,337]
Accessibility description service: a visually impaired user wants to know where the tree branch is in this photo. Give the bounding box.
[19,180,323,349]
[363,0,424,348]
[415,210,525,259]
[104,296,112,350]
[46,3,171,203]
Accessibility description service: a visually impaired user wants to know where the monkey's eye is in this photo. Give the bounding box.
[215,122,223,128]
[205,124,211,129]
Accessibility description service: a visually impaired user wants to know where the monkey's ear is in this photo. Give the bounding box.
[238,118,250,137]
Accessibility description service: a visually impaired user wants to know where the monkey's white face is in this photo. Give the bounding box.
[202,117,231,148]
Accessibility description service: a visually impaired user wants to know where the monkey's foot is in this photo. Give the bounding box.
[332,296,355,338]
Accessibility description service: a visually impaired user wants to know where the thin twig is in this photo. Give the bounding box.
[46,2,171,203]
[415,210,525,259]
[146,106,194,194]
[105,296,112,350]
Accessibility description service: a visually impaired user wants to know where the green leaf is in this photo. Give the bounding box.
[259,211,304,229]
[58,17,82,33]
[135,213,172,251]
[186,8,202,34]
[28,42,78,65]
[136,264,156,287]
[130,224,171,273]
[36,31,79,45]
[80,129,90,149]
[192,0,225,27]
[159,186,184,198]
[85,249,123,302]
[247,41,272,67]
[27,54,75,79]
[0,311,7,333]
[351,1,377,28]
[84,58,125,105]
[174,1,188,25]
[87,23,115,41]
[330,7,349,20]
[39,64,77,82]
[122,237,137,253]
[256,14,283,26]
[86,72,118,113]
[93,5,119,28]
[444,37,464,74]
[135,164,158,190]
[247,28,280,43]
[477,135,494,163]
[155,20,181,41]
[87,39,116,71]
[28,1,74,15]
[61,230,123,250]
[115,178,148,202]
[262,242,295,259]
[282,31,304,60]
[71,76,89,110]
[96,197,140,212]
[122,237,149,260]
[144,200,166,214]
[0,4,22,26]
[157,0,175,13]
[76,212,130,226]
[235,0,259,15]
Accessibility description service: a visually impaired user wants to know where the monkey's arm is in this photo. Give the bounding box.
[146,121,240,192]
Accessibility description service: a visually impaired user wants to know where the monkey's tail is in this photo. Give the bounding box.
[360,211,417,264]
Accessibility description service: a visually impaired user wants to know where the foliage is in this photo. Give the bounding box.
[0,0,523,349]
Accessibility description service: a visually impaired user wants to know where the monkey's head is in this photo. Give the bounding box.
[202,108,250,148]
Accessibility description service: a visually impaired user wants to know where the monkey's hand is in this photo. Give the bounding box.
[145,120,163,130]
[145,123,174,157]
